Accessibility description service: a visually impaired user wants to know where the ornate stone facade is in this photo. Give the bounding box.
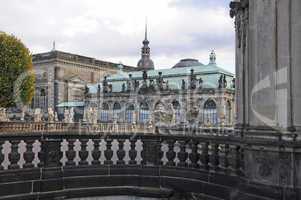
[32,50,136,112]
[86,52,235,128]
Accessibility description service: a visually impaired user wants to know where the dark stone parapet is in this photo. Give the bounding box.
[0,131,298,199]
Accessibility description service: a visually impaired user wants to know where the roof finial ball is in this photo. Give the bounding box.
[209,50,216,65]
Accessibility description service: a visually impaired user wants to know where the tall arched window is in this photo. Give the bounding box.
[139,102,150,123]
[172,100,181,123]
[226,101,232,125]
[100,103,109,122]
[113,102,122,122]
[126,104,135,123]
[203,99,217,125]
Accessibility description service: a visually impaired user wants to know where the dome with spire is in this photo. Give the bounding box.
[137,21,154,71]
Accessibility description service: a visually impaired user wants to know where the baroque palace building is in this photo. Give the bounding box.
[84,26,236,127]
[31,46,136,113]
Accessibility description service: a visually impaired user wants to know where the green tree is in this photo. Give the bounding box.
[0,32,35,108]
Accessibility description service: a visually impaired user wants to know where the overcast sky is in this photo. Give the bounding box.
[1,0,235,73]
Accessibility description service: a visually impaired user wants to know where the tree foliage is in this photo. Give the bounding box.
[0,32,35,108]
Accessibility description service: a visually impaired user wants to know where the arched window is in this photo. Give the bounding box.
[139,102,150,123]
[100,103,109,122]
[226,101,232,125]
[113,102,122,122]
[126,104,135,123]
[40,88,46,96]
[172,100,181,123]
[203,99,217,125]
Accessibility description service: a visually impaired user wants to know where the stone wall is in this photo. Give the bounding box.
[232,0,301,131]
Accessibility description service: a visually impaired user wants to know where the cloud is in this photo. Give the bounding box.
[0,0,235,73]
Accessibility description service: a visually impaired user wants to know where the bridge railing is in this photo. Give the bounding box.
[0,133,243,176]
[0,122,234,137]
[0,122,155,134]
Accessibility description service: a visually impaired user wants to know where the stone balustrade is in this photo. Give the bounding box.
[0,130,298,200]
[0,122,234,136]
[0,132,245,200]
[0,122,155,135]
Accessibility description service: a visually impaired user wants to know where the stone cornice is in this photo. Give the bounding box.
[32,50,136,72]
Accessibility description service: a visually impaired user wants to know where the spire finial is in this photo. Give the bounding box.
[209,50,216,65]
[145,17,148,41]
[52,41,56,51]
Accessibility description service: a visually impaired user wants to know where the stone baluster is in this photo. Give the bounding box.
[65,139,76,166]
[104,139,113,165]
[200,142,209,170]
[23,139,35,168]
[177,140,188,167]
[8,140,20,169]
[218,144,229,173]
[79,139,89,166]
[128,138,137,165]
[91,139,101,165]
[38,140,44,167]
[166,139,176,166]
[229,145,241,175]
[0,141,4,170]
[188,140,199,168]
[209,143,219,171]
[116,139,125,165]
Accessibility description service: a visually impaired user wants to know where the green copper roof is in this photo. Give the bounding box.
[88,62,234,93]
[56,101,84,107]
[107,63,233,81]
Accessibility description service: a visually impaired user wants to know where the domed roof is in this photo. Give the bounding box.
[172,58,204,68]
[137,58,154,70]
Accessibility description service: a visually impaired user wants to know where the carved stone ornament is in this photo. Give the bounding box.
[254,150,275,179]
[230,0,249,49]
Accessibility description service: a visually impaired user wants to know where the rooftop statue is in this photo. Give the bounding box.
[48,108,55,122]
[63,109,70,123]
[34,108,42,122]
[0,108,9,122]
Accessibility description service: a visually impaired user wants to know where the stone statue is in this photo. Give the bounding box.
[54,111,59,122]
[63,109,70,123]
[0,108,8,122]
[92,107,98,124]
[48,108,55,122]
[218,75,227,89]
[97,84,101,97]
[223,75,227,88]
[199,77,203,89]
[181,79,186,90]
[69,107,74,123]
[166,80,169,90]
[134,80,139,91]
[122,83,126,92]
[85,107,95,124]
[143,70,148,80]
[34,108,42,122]
[218,75,223,89]
[20,110,25,121]
[127,74,133,91]
[190,69,197,89]
[103,76,108,93]
[157,72,164,90]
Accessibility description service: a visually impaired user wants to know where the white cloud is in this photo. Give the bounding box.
[0,0,235,73]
